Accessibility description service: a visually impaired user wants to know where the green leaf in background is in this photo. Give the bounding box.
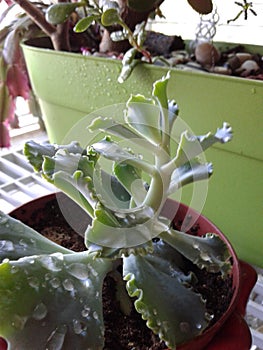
[46,3,81,25]
[74,14,101,33]
[101,8,121,26]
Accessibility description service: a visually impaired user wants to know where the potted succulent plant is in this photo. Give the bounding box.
[0,0,262,287]
[0,74,257,349]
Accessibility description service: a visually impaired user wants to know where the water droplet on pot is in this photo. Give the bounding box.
[32,302,47,320]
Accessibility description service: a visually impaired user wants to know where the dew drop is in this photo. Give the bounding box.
[128,214,136,220]
[0,240,14,252]
[72,319,85,335]
[11,266,19,274]
[93,311,99,320]
[179,321,190,333]
[81,305,91,318]
[39,255,63,272]
[19,239,28,250]
[50,277,60,289]
[0,215,8,224]
[200,252,212,262]
[205,312,214,321]
[45,273,52,281]
[28,276,40,289]
[67,263,89,280]
[62,278,75,291]
[114,212,126,219]
[32,302,47,320]
[46,324,67,350]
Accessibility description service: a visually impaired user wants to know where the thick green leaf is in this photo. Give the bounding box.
[0,211,70,262]
[101,8,121,26]
[86,206,167,251]
[125,95,162,145]
[114,162,146,204]
[45,169,96,216]
[0,252,112,349]
[161,229,232,275]
[152,72,169,110]
[91,139,155,175]
[168,160,213,195]
[93,169,130,209]
[123,252,209,348]
[24,140,84,172]
[118,48,138,83]
[74,15,101,33]
[88,116,143,143]
[172,124,233,168]
[46,3,80,25]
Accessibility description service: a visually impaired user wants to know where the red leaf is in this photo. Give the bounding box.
[6,65,30,99]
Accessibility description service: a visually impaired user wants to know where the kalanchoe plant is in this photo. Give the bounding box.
[0,73,233,349]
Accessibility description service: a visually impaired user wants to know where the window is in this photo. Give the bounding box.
[149,0,263,45]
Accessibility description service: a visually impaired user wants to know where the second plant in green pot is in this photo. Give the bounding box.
[0,74,256,349]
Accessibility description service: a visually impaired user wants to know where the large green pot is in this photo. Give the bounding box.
[21,38,263,267]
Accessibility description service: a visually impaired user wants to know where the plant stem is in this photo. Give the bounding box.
[13,0,56,36]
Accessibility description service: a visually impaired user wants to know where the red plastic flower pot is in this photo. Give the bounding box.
[1,194,257,350]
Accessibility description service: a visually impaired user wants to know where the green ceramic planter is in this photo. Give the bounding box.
[21,39,263,267]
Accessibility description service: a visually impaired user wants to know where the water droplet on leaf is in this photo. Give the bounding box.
[32,302,47,320]
[0,240,14,251]
[62,278,75,291]
[67,263,89,280]
[46,324,67,350]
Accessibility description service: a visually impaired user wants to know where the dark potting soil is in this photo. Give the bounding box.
[12,196,233,350]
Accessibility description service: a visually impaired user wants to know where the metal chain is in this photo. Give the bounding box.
[195,6,220,43]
